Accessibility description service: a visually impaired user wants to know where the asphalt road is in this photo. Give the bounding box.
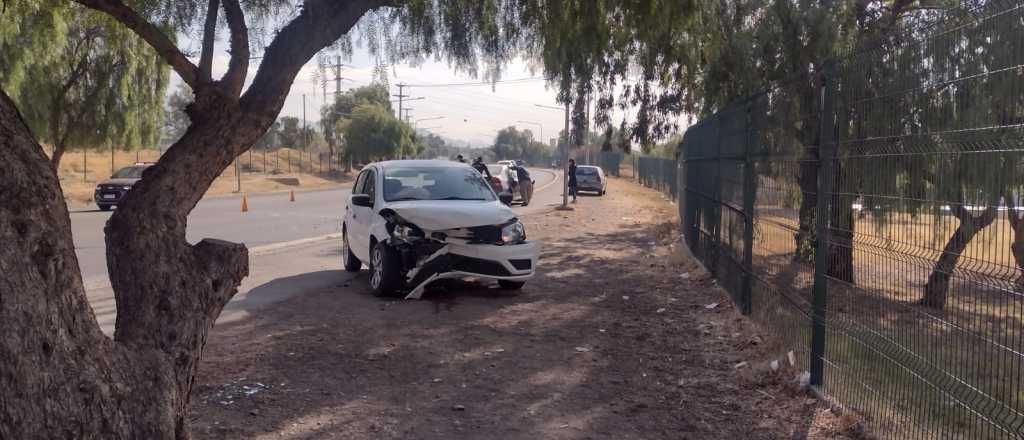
[76,168,560,334]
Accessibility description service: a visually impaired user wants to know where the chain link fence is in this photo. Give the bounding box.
[674,2,1024,438]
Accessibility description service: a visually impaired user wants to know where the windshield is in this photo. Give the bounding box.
[111,166,148,179]
[486,165,505,176]
[576,166,599,175]
[383,166,497,202]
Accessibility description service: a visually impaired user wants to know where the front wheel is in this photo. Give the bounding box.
[369,241,405,297]
[498,280,526,290]
[342,230,362,272]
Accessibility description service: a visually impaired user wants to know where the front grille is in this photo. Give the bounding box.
[467,225,502,244]
[510,259,532,271]
[450,255,510,276]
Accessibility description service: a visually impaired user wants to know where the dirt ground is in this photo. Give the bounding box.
[191,178,867,439]
[53,147,350,207]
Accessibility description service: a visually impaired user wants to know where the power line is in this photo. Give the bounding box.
[400,77,548,88]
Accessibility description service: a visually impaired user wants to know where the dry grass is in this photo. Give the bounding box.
[53,148,352,207]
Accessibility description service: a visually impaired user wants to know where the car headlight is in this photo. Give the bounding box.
[122,185,132,190]
[393,224,412,239]
[501,221,526,244]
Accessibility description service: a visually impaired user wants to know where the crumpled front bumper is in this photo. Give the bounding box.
[404,240,542,299]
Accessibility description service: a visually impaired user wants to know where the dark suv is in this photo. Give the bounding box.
[94,163,152,211]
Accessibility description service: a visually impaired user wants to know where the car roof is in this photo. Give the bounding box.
[371,159,474,170]
[577,165,602,170]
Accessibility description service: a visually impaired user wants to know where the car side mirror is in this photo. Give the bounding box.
[351,194,373,207]
[499,193,513,205]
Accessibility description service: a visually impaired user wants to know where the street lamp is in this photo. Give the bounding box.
[535,103,572,209]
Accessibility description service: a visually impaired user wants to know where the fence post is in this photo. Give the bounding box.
[740,100,759,316]
[810,60,837,388]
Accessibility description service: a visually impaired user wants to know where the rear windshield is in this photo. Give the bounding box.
[576,167,599,175]
[383,165,497,202]
[111,166,148,179]
[486,165,505,176]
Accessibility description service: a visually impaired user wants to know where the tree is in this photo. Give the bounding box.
[253,120,281,150]
[322,84,391,157]
[162,83,193,147]
[1,3,168,169]
[278,116,302,149]
[342,103,415,162]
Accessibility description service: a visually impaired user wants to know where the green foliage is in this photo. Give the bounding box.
[341,103,417,161]
[1,1,168,157]
[278,117,302,148]
[162,82,192,146]
[321,84,392,148]
[492,126,552,165]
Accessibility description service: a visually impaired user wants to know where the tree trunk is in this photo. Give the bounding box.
[0,89,191,439]
[921,205,998,309]
[50,142,67,171]
[794,148,818,263]
[1005,195,1024,290]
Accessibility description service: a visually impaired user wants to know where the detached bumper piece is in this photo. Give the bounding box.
[402,241,541,299]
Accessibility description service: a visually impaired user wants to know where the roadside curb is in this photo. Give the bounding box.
[83,233,343,292]
[249,233,342,256]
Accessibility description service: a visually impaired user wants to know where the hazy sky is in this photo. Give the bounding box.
[172,35,576,147]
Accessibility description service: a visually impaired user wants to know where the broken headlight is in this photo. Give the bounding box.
[501,221,526,244]
[392,224,424,240]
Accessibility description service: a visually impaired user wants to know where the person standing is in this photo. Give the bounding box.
[472,157,492,179]
[514,165,534,206]
[568,159,578,203]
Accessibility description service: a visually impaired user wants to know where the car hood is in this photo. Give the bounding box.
[97,178,139,186]
[384,200,516,230]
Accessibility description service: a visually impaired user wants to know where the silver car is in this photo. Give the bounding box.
[574,165,607,195]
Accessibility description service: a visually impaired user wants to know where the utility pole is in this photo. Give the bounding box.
[402,108,414,124]
[302,94,307,173]
[535,103,572,209]
[393,83,409,120]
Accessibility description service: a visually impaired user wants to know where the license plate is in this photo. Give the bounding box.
[102,194,117,199]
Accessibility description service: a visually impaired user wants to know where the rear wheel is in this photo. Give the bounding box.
[369,241,405,297]
[342,230,362,272]
[498,280,526,290]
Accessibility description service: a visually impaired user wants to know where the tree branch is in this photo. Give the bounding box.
[72,0,200,88]
[198,0,219,82]
[220,0,249,96]
[240,0,389,121]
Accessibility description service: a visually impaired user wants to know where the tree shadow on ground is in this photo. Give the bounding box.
[192,216,840,439]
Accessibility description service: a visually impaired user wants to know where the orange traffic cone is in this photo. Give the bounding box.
[241,193,249,212]
[289,190,295,202]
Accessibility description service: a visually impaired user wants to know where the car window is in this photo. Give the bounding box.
[486,165,504,176]
[353,170,368,194]
[111,166,148,179]
[364,169,377,199]
[383,165,497,202]
[576,167,599,175]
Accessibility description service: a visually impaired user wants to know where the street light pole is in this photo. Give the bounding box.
[535,104,572,210]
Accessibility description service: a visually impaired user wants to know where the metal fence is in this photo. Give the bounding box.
[677,2,1024,438]
[636,155,678,199]
[575,150,626,177]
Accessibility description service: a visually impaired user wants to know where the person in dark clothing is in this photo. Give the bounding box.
[567,159,578,203]
[514,165,534,205]
[455,154,466,163]
[472,157,492,179]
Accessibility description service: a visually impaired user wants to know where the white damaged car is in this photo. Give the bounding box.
[341,160,542,298]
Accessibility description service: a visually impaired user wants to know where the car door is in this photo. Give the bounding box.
[347,168,376,261]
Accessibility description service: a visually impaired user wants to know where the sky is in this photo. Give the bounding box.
[172,33,582,148]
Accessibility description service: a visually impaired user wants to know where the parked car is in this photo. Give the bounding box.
[94,162,154,211]
[342,160,541,298]
[575,165,607,195]
[486,163,519,203]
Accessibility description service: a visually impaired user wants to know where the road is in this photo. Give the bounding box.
[76,168,560,333]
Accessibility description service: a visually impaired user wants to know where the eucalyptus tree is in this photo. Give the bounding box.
[0,2,167,169]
